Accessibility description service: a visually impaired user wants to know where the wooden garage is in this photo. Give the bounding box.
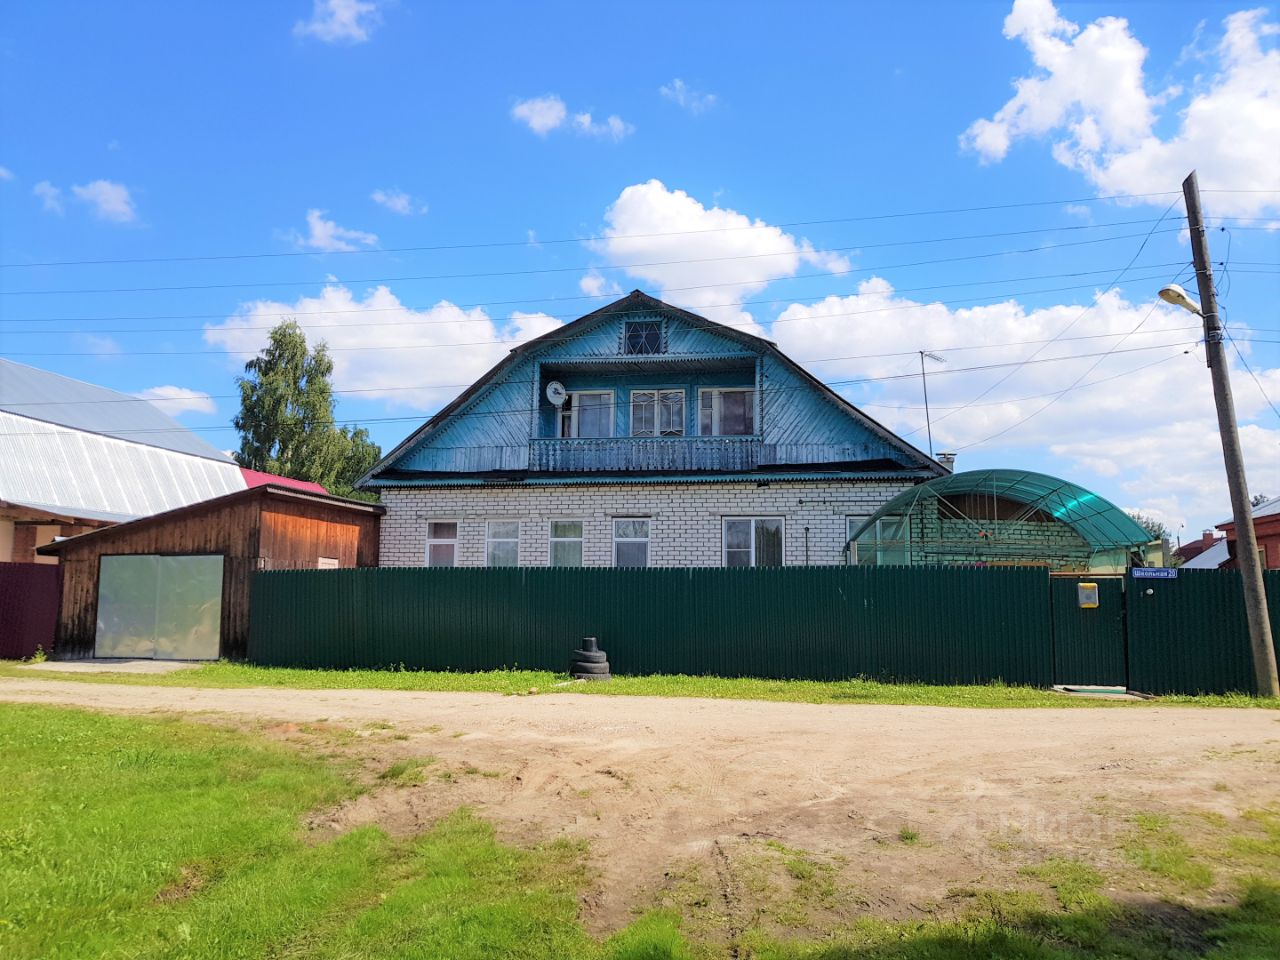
[37,485,383,660]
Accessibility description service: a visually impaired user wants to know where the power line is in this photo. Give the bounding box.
[2,190,1275,270]
[897,201,1185,440]
[0,340,1205,439]
[0,265,1197,331]
[0,264,1202,358]
[0,228,1190,297]
[0,325,1220,409]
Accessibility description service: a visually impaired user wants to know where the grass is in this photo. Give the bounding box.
[4,659,1277,709]
[1,702,1277,959]
[1123,813,1215,891]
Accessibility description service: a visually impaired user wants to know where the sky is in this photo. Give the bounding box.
[1,0,1277,539]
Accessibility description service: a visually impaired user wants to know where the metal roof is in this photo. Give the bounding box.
[0,410,246,522]
[850,468,1153,551]
[36,483,383,556]
[0,359,232,462]
[1182,539,1229,569]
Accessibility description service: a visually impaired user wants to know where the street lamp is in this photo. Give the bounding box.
[1158,283,1202,315]
[1161,170,1278,698]
[919,350,945,458]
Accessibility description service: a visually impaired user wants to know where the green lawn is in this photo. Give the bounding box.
[1,704,1276,959]
[2,660,1276,709]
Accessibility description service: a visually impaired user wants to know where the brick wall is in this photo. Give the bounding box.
[379,478,914,567]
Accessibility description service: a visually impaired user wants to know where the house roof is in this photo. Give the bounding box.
[35,483,384,556]
[1182,539,1230,569]
[849,468,1153,551]
[0,358,233,462]
[0,409,246,522]
[1215,495,1280,531]
[361,290,943,485]
[239,467,328,495]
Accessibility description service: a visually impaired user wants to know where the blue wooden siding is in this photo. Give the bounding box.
[392,309,916,475]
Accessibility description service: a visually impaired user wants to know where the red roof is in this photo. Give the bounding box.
[239,468,328,495]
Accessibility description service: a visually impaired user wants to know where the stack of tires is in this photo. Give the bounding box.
[571,636,611,681]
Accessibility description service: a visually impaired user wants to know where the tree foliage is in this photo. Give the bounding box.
[232,320,380,501]
[1126,510,1171,542]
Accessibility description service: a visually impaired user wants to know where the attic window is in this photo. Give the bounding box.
[623,320,663,355]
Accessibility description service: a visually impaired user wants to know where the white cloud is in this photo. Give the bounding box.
[964,1,1280,216]
[512,95,634,140]
[296,209,378,252]
[572,112,635,141]
[591,179,849,326]
[371,188,427,215]
[512,95,568,135]
[134,386,217,416]
[33,180,62,214]
[294,0,380,43]
[660,79,717,114]
[0,166,13,181]
[579,271,622,298]
[768,277,1280,532]
[70,179,137,222]
[203,284,563,411]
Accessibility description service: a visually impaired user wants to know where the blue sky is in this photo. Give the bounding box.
[1,0,1277,537]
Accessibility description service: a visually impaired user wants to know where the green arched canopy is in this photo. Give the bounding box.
[851,469,1151,551]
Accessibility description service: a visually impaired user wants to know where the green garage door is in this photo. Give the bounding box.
[95,555,223,660]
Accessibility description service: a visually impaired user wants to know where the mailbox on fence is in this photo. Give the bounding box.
[1076,582,1099,609]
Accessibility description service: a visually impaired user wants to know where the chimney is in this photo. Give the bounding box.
[936,452,957,473]
[1202,529,1215,546]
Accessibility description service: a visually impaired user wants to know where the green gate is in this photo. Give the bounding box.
[1050,576,1127,687]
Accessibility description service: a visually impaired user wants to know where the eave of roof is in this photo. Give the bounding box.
[36,484,384,556]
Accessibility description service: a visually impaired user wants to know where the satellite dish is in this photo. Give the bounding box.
[546,381,567,407]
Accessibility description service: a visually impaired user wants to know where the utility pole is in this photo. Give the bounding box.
[919,351,944,458]
[1181,170,1279,697]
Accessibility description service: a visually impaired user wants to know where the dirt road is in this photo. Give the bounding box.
[3,677,1277,934]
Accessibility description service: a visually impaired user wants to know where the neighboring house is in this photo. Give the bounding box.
[0,359,324,563]
[1174,530,1226,566]
[360,290,945,568]
[1181,539,1230,570]
[1217,496,1280,570]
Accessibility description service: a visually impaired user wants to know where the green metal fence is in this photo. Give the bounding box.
[1126,568,1280,696]
[248,565,1054,686]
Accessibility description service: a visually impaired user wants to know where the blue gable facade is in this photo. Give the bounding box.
[362,291,942,486]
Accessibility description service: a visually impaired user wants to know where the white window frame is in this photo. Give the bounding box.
[698,387,756,436]
[722,516,785,568]
[630,389,685,437]
[558,390,615,438]
[612,517,651,568]
[875,516,909,566]
[548,518,584,567]
[424,520,459,567]
[485,520,521,567]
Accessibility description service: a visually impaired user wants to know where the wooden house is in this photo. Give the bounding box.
[362,290,945,568]
[37,484,382,660]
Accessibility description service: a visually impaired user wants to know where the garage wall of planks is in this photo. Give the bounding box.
[36,485,382,660]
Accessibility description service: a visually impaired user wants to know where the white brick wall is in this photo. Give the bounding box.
[378,479,915,567]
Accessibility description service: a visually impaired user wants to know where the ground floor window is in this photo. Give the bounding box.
[425,521,458,567]
[723,517,784,567]
[486,520,520,567]
[845,516,871,565]
[875,516,909,565]
[613,518,650,567]
[549,520,583,567]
